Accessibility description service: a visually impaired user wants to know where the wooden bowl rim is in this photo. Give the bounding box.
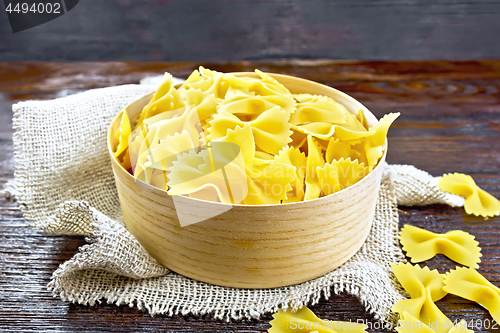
[107,72,387,208]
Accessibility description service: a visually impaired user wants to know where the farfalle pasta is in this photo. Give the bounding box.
[443,267,500,323]
[400,225,482,269]
[269,306,367,332]
[391,263,450,333]
[437,172,500,217]
[113,67,399,204]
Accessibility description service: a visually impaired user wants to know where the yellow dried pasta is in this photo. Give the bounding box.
[437,173,500,217]
[274,146,307,203]
[443,267,500,323]
[167,141,248,204]
[269,306,367,333]
[304,135,325,200]
[391,263,450,333]
[178,88,219,128]
[113,108,131,159]
[224,69,292,97]
[223,87,296,116]
[330,113,374,142]
[325,138,362,164]
[137,73,183,126]
[120,67,398,205]
[293,122,338,141]
[400,225,481,269]
[215,124,295,205]
[207,105,293,155]
[289,94,347,126]
[132,106,202,183]
[180,66,227,98]
[316,158,369,196]
[361,113,399,170]
[144,131,197,172]
[332,158,369,191]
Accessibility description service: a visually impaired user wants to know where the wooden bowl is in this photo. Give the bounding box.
[108,73,386,289]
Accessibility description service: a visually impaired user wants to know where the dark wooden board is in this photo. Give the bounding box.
[2,1,500,61]
[0,61,499,332]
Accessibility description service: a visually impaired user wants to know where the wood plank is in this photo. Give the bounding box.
[1,1,500,61]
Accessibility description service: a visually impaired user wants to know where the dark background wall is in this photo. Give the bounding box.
[1,0,500,61]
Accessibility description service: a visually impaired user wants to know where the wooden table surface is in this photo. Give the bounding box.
[0,61,499,332]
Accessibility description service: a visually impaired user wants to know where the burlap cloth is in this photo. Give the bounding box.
[4,79,465,325]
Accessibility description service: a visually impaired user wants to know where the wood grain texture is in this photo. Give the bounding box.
[1,1,500,61]
[1,61,500,332]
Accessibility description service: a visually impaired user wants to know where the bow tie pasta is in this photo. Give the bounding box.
[112,67,399,205]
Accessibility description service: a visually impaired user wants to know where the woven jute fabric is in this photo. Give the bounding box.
[5,81,465,324]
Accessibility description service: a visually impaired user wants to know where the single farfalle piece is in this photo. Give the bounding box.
[325,138,362,164]
[292,108,374,143]
[396,312,473,333]
[137,73,184,126]
[400,225,481,269]
[113,108,131,159]
[292,122,337,141]
[437,173,500,218]
[335,158,369,189]
[223,69,292,97]
[177,88,219,128]
[290,94,347,126]
[144,130,197,173]
[443,267,500,323]
[180,66,227,98]
[143,105,202,147]
[362,112,400,170]
[316,162,340,196]
[289,128,308,150]
[220,87,296,117]
[355,109,369,130]
[391,263,450,333]
[255,69,293,96]
[133,106,204,183]
[214,123,295,205]
[330,111,375,142]
[167,141,248,204]
[245,158,295,205]
[269,306,367,333]
[317,158,369,195]
[366,112,400,147]
[274,146,307,203]
[304,135,325,200]
[207,106,292,155]
[215,123,255,165]
[128,126,145,174]
[131,128,154,184]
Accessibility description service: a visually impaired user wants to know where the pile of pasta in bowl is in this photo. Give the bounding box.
[113,67,399,205]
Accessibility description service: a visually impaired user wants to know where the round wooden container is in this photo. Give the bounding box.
[108,73,386,289]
